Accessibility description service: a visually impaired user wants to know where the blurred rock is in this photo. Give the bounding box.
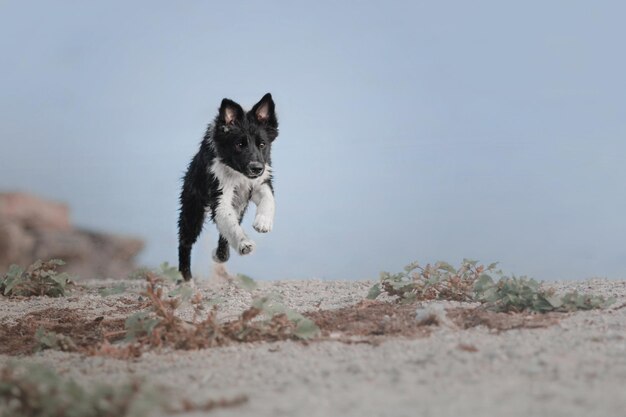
[0,192,70,231]
[0,192,144,279]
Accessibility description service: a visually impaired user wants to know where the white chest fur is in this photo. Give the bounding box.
[207,160,274,254]
[209,159,271,211]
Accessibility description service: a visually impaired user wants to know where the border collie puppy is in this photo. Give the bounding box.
[178,93,278,281]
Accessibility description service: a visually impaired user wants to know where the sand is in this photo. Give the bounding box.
[1,276,625,417]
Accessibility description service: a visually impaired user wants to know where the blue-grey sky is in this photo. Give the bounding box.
[1,1,625,280]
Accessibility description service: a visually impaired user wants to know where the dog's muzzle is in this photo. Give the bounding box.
[246,162,265,178]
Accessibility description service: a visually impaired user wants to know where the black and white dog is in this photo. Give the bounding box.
[178,93,278,281]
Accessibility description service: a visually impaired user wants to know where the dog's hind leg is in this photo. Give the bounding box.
[212,235,230,263]
[178,195,206,281]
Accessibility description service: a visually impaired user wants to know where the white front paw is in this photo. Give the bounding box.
[238,239,256,255]
[253,215,273,233]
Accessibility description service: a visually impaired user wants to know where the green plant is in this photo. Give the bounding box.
[0,364,163,417]
[368,259,496,303]
[235,274,258,291]
[34,328,78,352]
[0,363,246,417]
[127,263,182,283]
[1,260,72,297]
[124,312,160,342]
[252,294,320,340]
[127,267,152,280]
[155,262,184,283]
[474,274,615,312]
[370,260,615,313]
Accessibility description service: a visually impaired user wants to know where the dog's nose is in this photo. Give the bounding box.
[247,162,264,176]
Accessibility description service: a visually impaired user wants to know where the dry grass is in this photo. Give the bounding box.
[0,289,566,359]
[0,307,128,356]
[123,274,305,352]
[0,267,572,359]
[306,300,434,339]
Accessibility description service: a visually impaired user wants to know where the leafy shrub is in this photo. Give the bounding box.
[123,312,160,342]
[474,274,615,312]
[231,274,319,339]
[368,259,496,303]
[235,273,258,291]
[34,328,78,352]
[0,260,72,297]
[370,260,615,313]
[252,294,320,340]
[0,363,246,417]
[0,364,163,417]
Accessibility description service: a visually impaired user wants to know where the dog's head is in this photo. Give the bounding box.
[212,93,279,179]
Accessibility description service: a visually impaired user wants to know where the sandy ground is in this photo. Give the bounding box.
[1,276,625,417]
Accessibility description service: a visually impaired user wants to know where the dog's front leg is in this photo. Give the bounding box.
[214,189,255,255]
[252,182,275,233]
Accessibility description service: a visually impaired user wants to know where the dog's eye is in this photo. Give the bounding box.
[236,141,246,149]
[259,142,266,149]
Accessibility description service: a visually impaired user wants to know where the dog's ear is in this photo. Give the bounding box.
[219,99,244,125]
[250,93,277,127]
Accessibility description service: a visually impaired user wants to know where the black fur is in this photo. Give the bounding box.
[178,93,279,281]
